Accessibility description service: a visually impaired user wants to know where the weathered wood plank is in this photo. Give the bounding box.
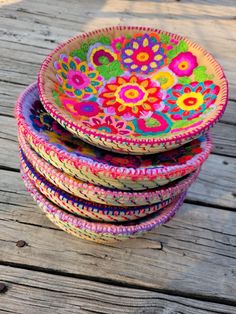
[0,265,235,314]
[0,171,235,302]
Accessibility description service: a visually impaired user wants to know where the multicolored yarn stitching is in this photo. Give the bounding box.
[38,26,228,154]
[15,83,211,190]
[20,151,177,222]
[18,132,200,207]
[21,166,186,243]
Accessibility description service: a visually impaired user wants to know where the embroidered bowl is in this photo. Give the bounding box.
[16,83,210,191]
[18,131,200,207]
[21,167,186,243]
[38,26,228,154]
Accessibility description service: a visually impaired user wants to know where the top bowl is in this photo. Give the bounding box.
[38,26,228,154]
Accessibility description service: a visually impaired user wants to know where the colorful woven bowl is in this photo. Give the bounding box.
[18,131,200,207]
[20,151,177,222]
[21,166,186,243]
[38,26,228,154]
[16,83,210,190]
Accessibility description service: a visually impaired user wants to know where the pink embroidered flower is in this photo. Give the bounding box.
[83,116,133,135]
[169,52,198,77]
[60,97,100,118]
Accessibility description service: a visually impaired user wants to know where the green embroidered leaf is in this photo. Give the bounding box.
[167,47,178,60]
[97,60,123,80]
[70,49,86,61]
[177,40,188,53]
[99,36,111,45]
[58,86,64,94]
[52,90,59,98]
[81,42,89,53]
[178,77,192,84]
[125,34,132,39]
[194,65,206,73]
[193,66,214,82]
[160,33,170,44]
[88,38,97,46]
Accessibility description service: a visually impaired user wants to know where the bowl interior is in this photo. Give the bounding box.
[39,26,227,144]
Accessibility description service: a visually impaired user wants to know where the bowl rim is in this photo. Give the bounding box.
[37,25,228,147]
[18,131,199,203]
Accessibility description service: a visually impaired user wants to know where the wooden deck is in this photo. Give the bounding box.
[0,0,236,313]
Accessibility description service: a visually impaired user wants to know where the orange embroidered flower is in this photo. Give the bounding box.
[99,75,164,118]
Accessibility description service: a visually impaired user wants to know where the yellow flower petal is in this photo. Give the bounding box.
[143,38,149,47]
[150,62,158,68]
[124,58,133,63]
[154,54,163,61]
[130,64,138,70]
[141,65,148,71]
[125,49,134,56]
[152,44,160,52]
[132,41,139,49]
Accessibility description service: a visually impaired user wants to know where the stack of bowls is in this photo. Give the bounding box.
[15,26,228,243]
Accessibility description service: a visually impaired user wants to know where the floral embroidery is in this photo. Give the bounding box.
[121,33,166,74]
[87,43,117,67]
[29,100,54,132]
[152,66,177,90]
[99,75,164,119]
[60,96,100,118]
[54,54,103,99]
[111,36,126,53]
[169,52,198,77]
[103,154,141,168]
[49,31,221,139]
[133,113,173,136]
[83,115,133,135]
[164,81,220,120]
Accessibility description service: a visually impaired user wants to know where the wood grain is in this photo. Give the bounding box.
[0,0,236,310]
[0,265,236,314]
[0,171,235,302]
